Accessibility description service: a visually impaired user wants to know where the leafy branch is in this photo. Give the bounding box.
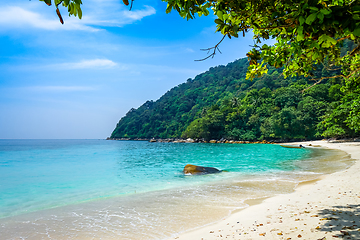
[302,75,344,93]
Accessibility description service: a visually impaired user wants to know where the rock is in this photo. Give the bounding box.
[183,164,222,175]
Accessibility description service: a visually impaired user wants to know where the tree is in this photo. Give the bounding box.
[164,0,360,81]
[163,0,360,138]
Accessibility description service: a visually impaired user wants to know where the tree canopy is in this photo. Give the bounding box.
[162,0,360,138]
[163,0,360,81]
[110,56,359,141]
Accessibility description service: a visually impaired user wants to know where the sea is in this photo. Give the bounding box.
[0,139,353,239]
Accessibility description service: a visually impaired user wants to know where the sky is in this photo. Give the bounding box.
[0,0,255,139]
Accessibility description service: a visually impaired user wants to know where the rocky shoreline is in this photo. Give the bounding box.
[106,137,360,144]
[106,137,278,144]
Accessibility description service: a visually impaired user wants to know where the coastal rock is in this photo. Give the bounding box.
[183,164,221,175]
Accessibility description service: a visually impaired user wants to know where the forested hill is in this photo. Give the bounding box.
[110,56,359,141]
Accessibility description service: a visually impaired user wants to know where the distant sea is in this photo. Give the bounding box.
[0,139,352,239]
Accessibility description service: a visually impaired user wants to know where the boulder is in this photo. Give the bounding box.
[183,164,221,175]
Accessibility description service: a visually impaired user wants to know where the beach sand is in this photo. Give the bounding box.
[167,140,360,240]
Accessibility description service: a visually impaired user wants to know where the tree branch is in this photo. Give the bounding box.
[336,35,350,43]
[195,35,227,61]
[56,0,63,7]
[129,0,134,11]
[343,67,360,79]
[349,43,360,57]
[301,75,344,93]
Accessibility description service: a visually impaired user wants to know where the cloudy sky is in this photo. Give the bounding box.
[0,0,254,139]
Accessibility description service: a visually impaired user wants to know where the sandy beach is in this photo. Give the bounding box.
[167,140,360,240]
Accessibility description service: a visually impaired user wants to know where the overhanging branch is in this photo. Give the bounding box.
[301,75,344,93]
[195,35,227,61]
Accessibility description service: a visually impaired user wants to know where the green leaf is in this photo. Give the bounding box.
[203,9,209,16]
[165,5,172,14]
[312,51,319,61]
[353,28,360,36]
[353,14,360,20]
[317,12,324,21]
[309,7,318,11]
[179,10,186,18]
[70,2,74,14]
[232,25,239,32]
[215,19,223,25]
[299,16,305,25]
[78,6,82,19]
[318,34,326,44]
[217,11,223,21]
[305,13,317,25]
[296,33,304,41]
[318,34,337,46]
[296,26,304,41]
[320,8,332,15]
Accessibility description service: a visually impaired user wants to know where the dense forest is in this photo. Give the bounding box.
[111,50,359,141]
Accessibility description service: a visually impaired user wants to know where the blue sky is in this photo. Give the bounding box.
[0,0,255,139]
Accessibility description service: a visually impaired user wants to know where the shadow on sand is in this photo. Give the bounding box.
[318,203,360,239]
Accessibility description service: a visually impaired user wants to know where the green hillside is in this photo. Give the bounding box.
[110,56,359,141]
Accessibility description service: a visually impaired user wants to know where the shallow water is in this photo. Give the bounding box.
[0,140,353,239]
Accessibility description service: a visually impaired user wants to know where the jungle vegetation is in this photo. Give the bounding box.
[110,47,359,141]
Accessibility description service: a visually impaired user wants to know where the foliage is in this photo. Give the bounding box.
[318,53,360,137]
[110,57,360,140]
[39,0,82,24]
[181,83,332,141]
[164,0,360,83]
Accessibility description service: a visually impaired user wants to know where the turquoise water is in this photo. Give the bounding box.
[0,140,352,239]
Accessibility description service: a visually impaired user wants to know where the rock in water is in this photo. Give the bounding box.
[183,164,221,175]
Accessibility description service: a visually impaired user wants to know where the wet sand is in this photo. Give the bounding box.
[167,140,360,240]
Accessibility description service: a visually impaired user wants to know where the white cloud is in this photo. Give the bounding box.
[83,5,156,27]
[0,6,98,31]
[0,1,156,31]
[121,6,156,21]
[26,86,97,92]
[185,48,195,53]
[10,59,125,72]
[57,59,118,70]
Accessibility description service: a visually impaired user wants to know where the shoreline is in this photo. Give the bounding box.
[166,140,360,240]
